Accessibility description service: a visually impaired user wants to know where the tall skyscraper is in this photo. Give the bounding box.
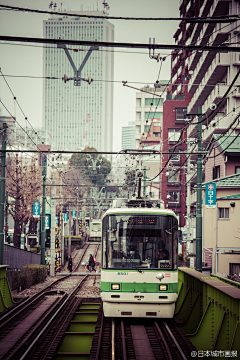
[43,11,114,152]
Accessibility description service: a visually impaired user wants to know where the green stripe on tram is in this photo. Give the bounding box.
[101,282,178,293]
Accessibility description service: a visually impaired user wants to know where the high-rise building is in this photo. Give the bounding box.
[43,11,114,152]
[122,121,135,150]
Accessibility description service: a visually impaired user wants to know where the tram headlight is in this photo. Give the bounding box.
[111,284,120,290]
[159,285,168,291]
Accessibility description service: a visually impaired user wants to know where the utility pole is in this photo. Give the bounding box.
[196,106,202,272]
[68,209,72,258]
[186,140,191,252]
[41,158,47,265]
[0,123,7,265]
[143,166,146,196]
[50,180,56,276]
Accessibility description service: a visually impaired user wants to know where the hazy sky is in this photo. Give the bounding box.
[0,0,179,151]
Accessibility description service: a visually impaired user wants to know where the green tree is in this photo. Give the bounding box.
[69,147,111,187]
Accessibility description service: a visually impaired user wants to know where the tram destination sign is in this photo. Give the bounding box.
[205,183,216,208]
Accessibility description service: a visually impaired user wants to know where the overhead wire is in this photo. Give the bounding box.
[0,5,238,22]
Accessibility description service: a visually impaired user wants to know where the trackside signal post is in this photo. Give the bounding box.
[50,180,56,276]
[0,123,7,265]
[41,159,47,265]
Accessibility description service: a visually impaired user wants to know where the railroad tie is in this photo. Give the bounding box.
[130,325,155,360]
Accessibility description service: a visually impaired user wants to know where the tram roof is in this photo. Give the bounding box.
[102,207,178,218]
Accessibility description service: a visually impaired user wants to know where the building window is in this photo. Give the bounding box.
[145,98,163,106]
[145,112,162,120]
[212,165,220,180]
[167,170,180,183]
[175,107,187,121]
[235,166,240,174]
[153,132,160,137]
[168,129,181,143]
[167,190,180,203]
[168,148,180,162]
[218,208,229,219]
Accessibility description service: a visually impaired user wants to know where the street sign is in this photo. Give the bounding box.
[205,183,216,208]
[63,213,68,223]
[33,201,40,218]
[79,211,82,219]
[72,210,76,219]
[45,215,50,229]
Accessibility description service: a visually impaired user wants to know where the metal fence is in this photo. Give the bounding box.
[4,244,41,270]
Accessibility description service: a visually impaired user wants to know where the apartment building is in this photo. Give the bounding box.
[187,0,240,149]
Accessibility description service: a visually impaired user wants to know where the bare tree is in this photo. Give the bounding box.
[6,153,42,247]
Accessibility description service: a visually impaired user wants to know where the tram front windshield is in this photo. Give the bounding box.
[102,214,178,270]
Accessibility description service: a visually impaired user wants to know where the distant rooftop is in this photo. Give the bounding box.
[202,173,240,188]
[217,193,240,200]
[208,134,240,154]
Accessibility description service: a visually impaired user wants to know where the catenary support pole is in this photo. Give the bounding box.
[68,210,72,257]
[50,180,56,276]
[0,123,7,265]
[41,158,47,265]
[143,166,146,196]
[196,106,202,272]
[186,140,191,253]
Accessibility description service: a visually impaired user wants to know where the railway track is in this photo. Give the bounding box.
[0,275,89,360]
[90,313,199,360]
[71,242,101,273]
[1,245,198,359]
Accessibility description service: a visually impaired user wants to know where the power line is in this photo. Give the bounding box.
[0,5,238,22]
[1,35,240,52]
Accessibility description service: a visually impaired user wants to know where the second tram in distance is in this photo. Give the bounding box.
[101,200,179,318]
[89,219,102,242]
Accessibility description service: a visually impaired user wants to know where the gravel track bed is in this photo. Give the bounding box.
[11,245,102,299]
[76,274,101,298]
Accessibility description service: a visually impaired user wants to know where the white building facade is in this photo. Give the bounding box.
[135,83,168,149]
[43,11,114,152]
[122,121,135,150]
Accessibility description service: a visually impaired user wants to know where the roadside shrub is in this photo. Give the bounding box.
[34,245,41,253]
[178,253,183,261]
[13,264,47,291]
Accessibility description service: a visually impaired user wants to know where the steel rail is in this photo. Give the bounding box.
[169,319,196,354]
[19,274,88,360]
[154,322,173,360]
[95,311,104,360]
[0,274,70,323]
[4,294,66,360]
[73,243,89,271]
[163,321,187,360]
[112,319,115,360]
[121,321,128,360]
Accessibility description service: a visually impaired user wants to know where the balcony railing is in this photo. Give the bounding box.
[188,53,229,113]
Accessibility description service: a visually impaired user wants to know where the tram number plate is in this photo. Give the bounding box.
[117,272,128,275]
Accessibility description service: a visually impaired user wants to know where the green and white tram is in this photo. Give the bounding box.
[89,219,102,242]
[101,201,179,318]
